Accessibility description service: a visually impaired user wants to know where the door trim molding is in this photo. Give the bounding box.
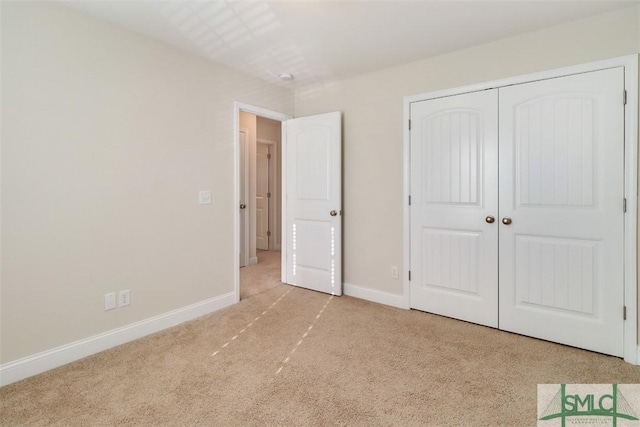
[233,103,292,303]
[403,54,639,364]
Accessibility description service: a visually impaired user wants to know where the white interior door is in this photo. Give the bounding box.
[239,129,248,268]
[498,68,625,356]
[284,112,342,295]
[256,143,270,251]
[410,90,499,327]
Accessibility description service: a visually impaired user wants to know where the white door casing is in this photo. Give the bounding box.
[498,68,625,357]
[284,112,342,296]
[410,89,499,327]
[256,143,270,251]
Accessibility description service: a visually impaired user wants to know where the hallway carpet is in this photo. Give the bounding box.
[240,250,281,300]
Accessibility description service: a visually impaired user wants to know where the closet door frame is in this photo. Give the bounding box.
[402,55,639,364]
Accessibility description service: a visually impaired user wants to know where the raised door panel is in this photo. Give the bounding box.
[296,128,330,201]
[422,111,481,205]
[421,229,480,295]
[514,235,596,315]
[515,96,596,208]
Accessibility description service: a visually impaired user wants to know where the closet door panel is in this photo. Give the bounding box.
[498,68,625,356]
[410,89,499,327]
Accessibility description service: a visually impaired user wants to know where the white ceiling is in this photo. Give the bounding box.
[60,0,638,88]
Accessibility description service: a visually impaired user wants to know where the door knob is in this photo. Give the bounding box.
[485,216,495,224]
[330,210,338,216]
[502,217,512,225]
[240,203,246,209]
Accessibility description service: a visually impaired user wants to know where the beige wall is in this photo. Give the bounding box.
[294,5,640,296]
[0,2,293,363]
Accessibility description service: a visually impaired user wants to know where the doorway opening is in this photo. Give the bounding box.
[234,103,292,302]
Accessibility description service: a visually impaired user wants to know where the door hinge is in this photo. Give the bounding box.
[267,230,271,237]
[267,192,271,198]
[408,270,411,281]
[623,305,627,320]
[409,195,412,206]
[623,198,627,213]
[623,90,627,105]
[408,119,411,131]
[267,153,272,160]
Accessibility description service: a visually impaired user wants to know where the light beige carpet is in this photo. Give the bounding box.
[2,282,640,426]
[240,250,281,300]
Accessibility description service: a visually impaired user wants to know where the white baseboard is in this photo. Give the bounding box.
[249,256,258,265]
[0,291,235,387]
[343,282,409,309]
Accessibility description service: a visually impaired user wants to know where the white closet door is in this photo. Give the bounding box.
[498,68,625,356]
[410,89,499,327]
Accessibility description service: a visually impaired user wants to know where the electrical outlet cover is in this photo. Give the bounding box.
[118,290,130,307]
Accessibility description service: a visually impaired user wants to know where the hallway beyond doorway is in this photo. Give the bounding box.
[240,250,281,300]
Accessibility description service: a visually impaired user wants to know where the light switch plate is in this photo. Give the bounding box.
[199,190,212,205]
[104,292,116,311]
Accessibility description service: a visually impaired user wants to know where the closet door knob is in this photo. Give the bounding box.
[485,216,495,224]
[502,217,512,225]
[240,204,246,210]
